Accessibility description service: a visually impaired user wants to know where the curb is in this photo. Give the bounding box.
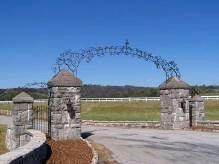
[81,137,98,164]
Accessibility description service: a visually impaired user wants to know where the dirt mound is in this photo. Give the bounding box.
[46,139,93,164]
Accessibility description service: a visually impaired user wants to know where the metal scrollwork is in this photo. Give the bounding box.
[55,40,181,79]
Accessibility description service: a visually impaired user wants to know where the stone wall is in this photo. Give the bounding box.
[193,121,219,132]
[0,130,48,164]
[82,120,160,128]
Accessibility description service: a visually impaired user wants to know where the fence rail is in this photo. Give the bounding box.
[0,96,219,104]
[0,109,11,116]
[82,96,219,102]
[81,97,160,102]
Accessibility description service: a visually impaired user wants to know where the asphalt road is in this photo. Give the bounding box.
[82,126,219,164]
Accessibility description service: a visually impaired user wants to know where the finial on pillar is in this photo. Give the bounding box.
[125,39,129,49]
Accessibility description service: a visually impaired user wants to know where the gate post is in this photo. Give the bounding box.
[6,92,33,150]
[48,70,82,140]
[189,95,205,126]
[159,77,190,129]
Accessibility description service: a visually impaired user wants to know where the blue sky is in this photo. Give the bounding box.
[0,0,219,88]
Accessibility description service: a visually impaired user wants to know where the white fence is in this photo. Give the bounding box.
[202,96,219,100]
[0,96,219,104]
[81,96,219,102]
[81,97,160,102]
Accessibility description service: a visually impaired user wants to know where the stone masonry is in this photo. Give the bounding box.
[190,94,205,126]
[1,130,48,164]
[47,70,82,140]
[159,77,190,129]
[6,92,34,150]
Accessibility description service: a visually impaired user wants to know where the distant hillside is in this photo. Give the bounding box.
[82,85,159,98]
[0,88,48,101]
[0,84,219,100]
[0,85,159,100]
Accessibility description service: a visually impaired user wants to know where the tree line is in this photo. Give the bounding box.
[0,84,218,101]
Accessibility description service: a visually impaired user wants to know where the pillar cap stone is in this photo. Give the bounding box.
[48,69,82,87]
[190,94,204,102]
[12,92,34,103]
[159,76,190,89]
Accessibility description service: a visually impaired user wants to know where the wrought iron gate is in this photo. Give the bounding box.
[32,105,49,135]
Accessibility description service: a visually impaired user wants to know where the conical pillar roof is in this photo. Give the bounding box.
[48,70,82,87]
[12,92,34,103]
[159,77,190,89]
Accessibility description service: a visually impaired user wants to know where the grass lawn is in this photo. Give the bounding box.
[81,100,219,121]
[0,103,11,110]
[81,101,160,121]
[205,100,219,120]
[0,100,219,121]
[0,125,8,154]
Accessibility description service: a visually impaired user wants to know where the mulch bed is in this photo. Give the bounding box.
[46,139,93,164]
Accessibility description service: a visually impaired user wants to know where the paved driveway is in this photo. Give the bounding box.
[82,126,219,164]
[1,116,219,164]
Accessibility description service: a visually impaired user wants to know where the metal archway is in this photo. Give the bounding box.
[55,40,181,79]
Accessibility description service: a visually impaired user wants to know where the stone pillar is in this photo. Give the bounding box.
[190,95,205,126]
[48,70,82,140]
[159,77,190,129]
[7,92,33,150]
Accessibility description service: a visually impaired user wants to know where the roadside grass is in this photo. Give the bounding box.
[88,140,118,164]
[0,125,8,154]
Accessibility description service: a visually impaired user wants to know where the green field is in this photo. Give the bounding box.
[81,101,160,121]
[81,100,219,121]
[0,100,219,121]
[205,100,219,120]
[0,103,12,111]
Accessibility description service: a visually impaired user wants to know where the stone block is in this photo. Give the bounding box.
[14,125,25,136]
[51,113,62,123]
[12,110,30,125]
[75,113,80,119]
[160,113,171,122]
[160,89,169,95]
[57,127,81,140]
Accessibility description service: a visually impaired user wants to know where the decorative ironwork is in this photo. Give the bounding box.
[25,82,47,88]
[32,105,49,135]
[55,40,181,79]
